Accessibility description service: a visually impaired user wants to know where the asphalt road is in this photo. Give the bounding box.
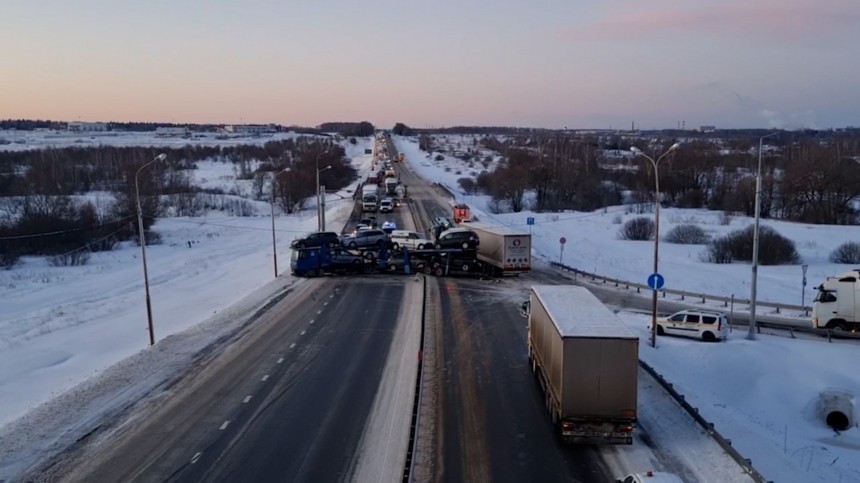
[46,278,407,482]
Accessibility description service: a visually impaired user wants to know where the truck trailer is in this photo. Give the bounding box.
[467,222,531,276]
[812,269,860,332]
[361,184,379,212]
[526,285,638,444]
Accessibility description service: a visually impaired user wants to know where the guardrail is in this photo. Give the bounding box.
[550,261,810,315]
[550,261,860,342]
[640,361,772,483]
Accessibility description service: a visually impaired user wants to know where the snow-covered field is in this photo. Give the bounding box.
[1,132,859,482]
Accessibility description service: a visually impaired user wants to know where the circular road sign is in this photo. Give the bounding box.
[560,237,567,245]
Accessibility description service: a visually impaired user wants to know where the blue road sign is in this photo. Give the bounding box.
[802,276,807,287]
[527,217,535,226]
[647,273,665,290]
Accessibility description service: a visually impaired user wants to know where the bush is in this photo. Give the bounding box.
[618,217,654,241]
[830,242,860,264]
[612,214,623,225]
[49,251,91,267]
[664,224,710,245]
[704,225,800,265]
[458,177,477,194]
[435,154,444,161]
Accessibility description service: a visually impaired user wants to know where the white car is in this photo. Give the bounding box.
[381,220,397,233]
[389,230,432,250]
[379,198,394,213]
[653,309,729,342]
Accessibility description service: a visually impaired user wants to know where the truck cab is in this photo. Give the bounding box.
[813,270,860,332]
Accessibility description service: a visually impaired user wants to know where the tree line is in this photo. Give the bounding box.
[0,138,357,268]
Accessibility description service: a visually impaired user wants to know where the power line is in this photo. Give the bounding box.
[54,222,133,257]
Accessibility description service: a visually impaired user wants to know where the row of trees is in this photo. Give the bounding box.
[0,139,356,267]
[457,132,860,225]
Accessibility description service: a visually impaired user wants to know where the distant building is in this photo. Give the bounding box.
[155,127,190,137]
[67,121,108,132]
[225,124,276,135]
[700,125,717,133]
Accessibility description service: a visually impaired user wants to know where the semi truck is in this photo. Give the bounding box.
[361,184,379,212]
[525,285,638,444]
[467,222,531,276]
[812,269,860,332]
[384,176,399,196]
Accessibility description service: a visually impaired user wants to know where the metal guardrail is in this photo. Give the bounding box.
[640,361,772,483]
[550,261,860,341]
[550,261,810,315]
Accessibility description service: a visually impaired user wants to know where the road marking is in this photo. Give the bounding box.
[289,342,297,349]
[277,357,284,364]
[309,319,315,325]
[261,374,270,382]
[300,330,306,336]
[330,293,334,298]
[191,452,203,464]
[219,420,230,430]
[317,310,322,314]
[323,301,329,306]
[243,396,252,403]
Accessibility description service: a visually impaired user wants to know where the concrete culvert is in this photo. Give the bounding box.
[819,390,855,431]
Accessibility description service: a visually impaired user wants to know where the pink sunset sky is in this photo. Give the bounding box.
[1,0,858,129]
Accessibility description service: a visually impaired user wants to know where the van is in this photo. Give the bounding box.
[653,310,728,342]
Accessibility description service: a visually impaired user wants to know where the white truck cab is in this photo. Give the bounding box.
[812,269,860,332]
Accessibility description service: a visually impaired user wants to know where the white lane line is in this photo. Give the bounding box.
[243,395,252,404]
[309,319,315,325]
[300,330,306,336]
[277,357,284,364]
[261,374,270,382]
[191,452,203,464]
[219,420,230,430]
[289,342,297,349]
[323,301,329,306]
[329,293,334,298]
[317,310,322,314]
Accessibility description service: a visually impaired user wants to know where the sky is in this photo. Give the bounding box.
[2,0,859,129]
[1,132,860,481]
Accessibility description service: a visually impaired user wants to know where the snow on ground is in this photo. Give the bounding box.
[1,132,859,482]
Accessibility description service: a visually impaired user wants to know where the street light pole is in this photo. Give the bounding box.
[315,149,329,231]
[270,167,291,278]
[631,143,680,348]
[316,164,332,231]
[136,153,167,346]
[748,132,779,341]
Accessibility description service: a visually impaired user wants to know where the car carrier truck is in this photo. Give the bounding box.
[525,285,638,444]
[467,222,531,276]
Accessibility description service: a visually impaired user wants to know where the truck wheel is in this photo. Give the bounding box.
[349,242,358,248]
[305,269,318,278]
[362,264,373,275]
[423,265,432,275]
[434,243,442,249]
[391,242,399,250]
[461,242,469,249]
[828,322,848,333]
[460,263,470,272]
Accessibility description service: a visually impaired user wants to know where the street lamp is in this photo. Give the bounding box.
[316,163,332,231]
[748,132,779,341]
[136,152,167,346]
[631,142,681,348]
[315,149,330,231]
[270,167,291,278]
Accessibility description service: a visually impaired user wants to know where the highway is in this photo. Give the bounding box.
[42,276,421,482]
[32,134,751,483]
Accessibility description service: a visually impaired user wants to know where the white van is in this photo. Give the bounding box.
[389,230,433,250]
[653,310,729,342]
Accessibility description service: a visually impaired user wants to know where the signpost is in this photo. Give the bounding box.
[802,264,809,308]
[647,273,665,290]
[527,216,534,236]
[559,236,566,264]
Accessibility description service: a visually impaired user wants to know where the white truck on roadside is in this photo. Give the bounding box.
[812,269,860,332]
[525,285,639,444]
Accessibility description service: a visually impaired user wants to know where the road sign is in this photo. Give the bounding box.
[527,217,535,226]
[559,237,567,245]
[802,277,807,287]
[647,273,665,290]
